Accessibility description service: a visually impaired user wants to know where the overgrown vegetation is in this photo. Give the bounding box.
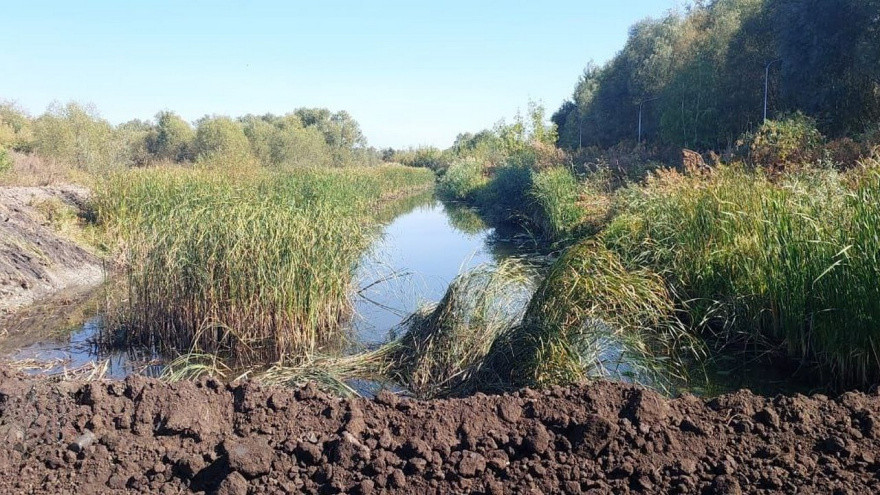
[94,164,433,364]
[603,163,880,386]
[0,100,385,181]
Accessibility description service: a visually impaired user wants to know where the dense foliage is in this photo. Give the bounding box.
[553,0,880,150]
[0,100,382,173]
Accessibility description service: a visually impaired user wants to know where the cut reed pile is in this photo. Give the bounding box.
[472,241,697,394]
[386,261,536,397]
[383,246,697,398]
[93,164,433,364]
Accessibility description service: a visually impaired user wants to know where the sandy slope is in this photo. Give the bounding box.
[0,185,102,316]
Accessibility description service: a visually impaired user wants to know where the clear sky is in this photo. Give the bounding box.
[1,1,679,149]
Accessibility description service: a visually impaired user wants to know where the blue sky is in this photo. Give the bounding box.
[1,1,678,148]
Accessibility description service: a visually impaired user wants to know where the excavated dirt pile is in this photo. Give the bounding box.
[1,367,879,494]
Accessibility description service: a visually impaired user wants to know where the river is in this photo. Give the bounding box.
[0,193,821,396]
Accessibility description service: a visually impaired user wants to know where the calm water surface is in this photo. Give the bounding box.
[2,195,821,396]
[4,195,518,376]
[353,197,516,344]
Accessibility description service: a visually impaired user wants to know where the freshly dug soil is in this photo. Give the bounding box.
[1,368,878,494]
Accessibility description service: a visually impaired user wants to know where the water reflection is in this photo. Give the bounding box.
[7,317,163,378]
[354,197,523,344]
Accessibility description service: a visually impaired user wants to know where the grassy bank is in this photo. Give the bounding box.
[603,164,880,386]
[438,148,880,388]
[93,164,433,364]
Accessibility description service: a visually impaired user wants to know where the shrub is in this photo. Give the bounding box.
[0,102,35,152]
[823,137,866,169]
[148,111,195,162]
[194,116,254,167]
[479,164,533,220]
[116,120,154,166]
[242,115,333,169]
[393,147,454,172]
[0,146,11,175]
[33,102,123,173]
[741,113,824,171]
[437,159,487,201]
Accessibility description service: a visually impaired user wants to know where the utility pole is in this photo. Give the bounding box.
[638,96,660,144]
[578,111,583,148]
[764,59,782,122]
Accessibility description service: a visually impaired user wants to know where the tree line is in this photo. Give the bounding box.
[552,0,880,151]
[0,101,379,173]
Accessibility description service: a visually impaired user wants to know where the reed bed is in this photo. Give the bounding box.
[93,164,433,364]
[603,163,880,386]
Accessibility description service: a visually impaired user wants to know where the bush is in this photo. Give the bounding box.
[194,116,254,167]
[479,164,533,220]
[437,159,487,201]
[740,113,824,171]
[116,120,154,166]
[0,102,34,152]
[393,147,455,172]
[33,102,122,172]
[823,137,866,169]
[242,115,332,169]
[147,111,195,162]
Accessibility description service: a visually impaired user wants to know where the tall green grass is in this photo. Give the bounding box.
[604,164,880,386]
[529,166,585,239]
[94,164,433,363]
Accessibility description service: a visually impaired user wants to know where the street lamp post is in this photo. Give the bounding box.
[638,96,660,144]
[764,59,782,122]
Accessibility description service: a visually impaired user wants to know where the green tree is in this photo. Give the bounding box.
[0,101,34,152]
[194,116,253,165]
[148,111,195,162]
[33,101,120,171]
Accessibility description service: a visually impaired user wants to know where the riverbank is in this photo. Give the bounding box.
[0,184,102,316]
[0,367,877,494]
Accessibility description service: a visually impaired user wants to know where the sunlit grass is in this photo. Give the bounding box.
[93,164,433,364]
[604,163,880,386]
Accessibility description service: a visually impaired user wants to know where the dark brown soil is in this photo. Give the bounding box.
[1,367,879,494]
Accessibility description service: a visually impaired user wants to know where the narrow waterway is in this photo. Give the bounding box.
[0,193,822,396]
[1,194,527,378]
[353,196,522,344]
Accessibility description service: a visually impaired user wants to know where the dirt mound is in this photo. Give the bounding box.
[1,368,879,493]
[0,185,102,316]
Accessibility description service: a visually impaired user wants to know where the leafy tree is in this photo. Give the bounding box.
[148,111,195,162]
[0,101,34,152]
[33,101,121,171]
[775,0,880,135]
[194,116,253,165]
[116,119,153,166]
[553,0,880,150]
